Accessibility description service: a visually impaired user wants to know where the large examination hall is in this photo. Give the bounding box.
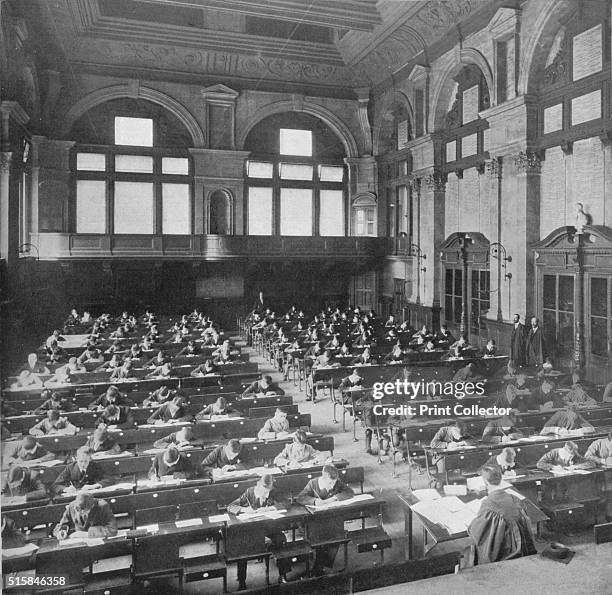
[1,1,612,593]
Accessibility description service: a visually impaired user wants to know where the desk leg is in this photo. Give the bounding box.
[406,507,414,561]
[265,557,270,585]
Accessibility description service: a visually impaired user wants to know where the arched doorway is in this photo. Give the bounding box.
[208,189,232,235]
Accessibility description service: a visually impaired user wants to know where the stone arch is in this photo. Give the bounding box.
[237,100,359,158]
[207,188,233,235]
[518,0,575,94]
[60,85,205,147]
[373,90,414,155]
[430,47,494,131]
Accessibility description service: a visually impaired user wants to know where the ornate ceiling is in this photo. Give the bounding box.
[20,0,490,92]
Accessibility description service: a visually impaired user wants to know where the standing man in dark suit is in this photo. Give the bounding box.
[510,314,526,367]
[525,317,545,368]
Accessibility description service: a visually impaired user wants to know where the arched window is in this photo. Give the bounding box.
[351,193,377,237]
[70,98,193,235]
[208,189,232,235]
[243,112,346,237]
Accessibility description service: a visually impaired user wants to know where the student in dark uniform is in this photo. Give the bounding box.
[54,492,117,539]
[1,466,47,501]
[228,474,291,589]
[148,446,195,480]
[52,447,107,495]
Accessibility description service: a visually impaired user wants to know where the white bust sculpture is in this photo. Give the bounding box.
[575,202,588,234]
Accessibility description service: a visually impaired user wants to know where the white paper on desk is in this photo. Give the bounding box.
[141,448,165,454]
[306,493,374,510]
[465,498,485,514]
[412,489,442,501]
[2,543,39,558]
[4,496,27,506]
[20,458,64,468]
[238,511,266,520]
[208,514,230,523]
[175,518,203,528]
[240,437,257,443]
[550,467,572,475]
[466,476,486,492]
[96,482,134,492]
[92,451,133,460]
[137,524,159,533]
[572,469,592,475]
[443,484,467,496]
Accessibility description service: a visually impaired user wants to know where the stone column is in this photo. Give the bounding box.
[0,151,11,261]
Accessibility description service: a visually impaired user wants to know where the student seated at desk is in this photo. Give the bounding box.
[482,414,524,444]
[449,335,474,358]
[257,408,289,439]
[33,389,76,414]
[95,354,121,373]
[145,361,174,379]
[77,344,104,365]
[195,397,235,420]
[540,404,595,434]
[213,339,234,364]
[351,346,374,366]
[45,329,66,350]
[531,379,564,410]
[126,343,143,360]
[497,375,532,412]
[11,369,43,390]
[201,439,245,475]
[148,446,195,480]
[304,341,323,360]
[242,375,285,397]
[274,430,320,467]
[190,359,218,377]
[54,493,117,540]
[536,440,595,471]
[467,464,536,564]
[2,466,47,502]
[5,436,55,465]
[99,404,135,429]
[146,395,190,424]
[562,373,598,407]
[338,368,363,392]
[585,430,612,466]
[19,352,50,375]
[84,427,121,455]
[228,474,291,589]
[485,447,521,474]
[177,340,200,357]
[433,325,455,347]
[109,359,135,381]
[142,385,173,406]
[1,516,27,549]
[44,366,73,387]
[603,381,612,403]
[313,349,334,368]
[153,426,196,449]
[296,464,354,575]
[146,350,169,368]
[430,420,472,450]
[452,362,482,382]
[139,336,155,352]
[63,356,87,375]
[29,410,78,437]
[383,342,404,363]
[52,447,107,494]
[88,385,133,410]
[482,339,497,358]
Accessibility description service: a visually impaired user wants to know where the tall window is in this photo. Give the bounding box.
[445,268,463,324]
[470,269,490,331]
[590,277,611,357]
[244,113,346,236]
[543,274,574,358]
[73,110,192,235]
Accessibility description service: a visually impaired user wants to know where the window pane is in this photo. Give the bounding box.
[162,183,190,234]
[319,165,344,182]
[280,188,312,236]
[591,317,608,356]
[445,269,453,296]
[115,117,153,147]
[591,277,607,317]
[558,275,574,312]
[77,153,105,171]
[247,161,273,178]
[115,155,154,173]
[279,163,313,180]
[543,275,556,310]
[558,311,574,351]
[454,269,462,296]
[280,129,312,156]
[319,190,344,236]
[76,180,106,233]
[397,185,408,235]
[248,187,273,235]
[162,157,189,175]
[114,182,154,234]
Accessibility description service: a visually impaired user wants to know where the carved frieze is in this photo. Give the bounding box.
[513,151,542,174]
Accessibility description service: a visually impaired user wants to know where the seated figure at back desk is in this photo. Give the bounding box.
[10,370,43,390]
[452,362,483,383]
[1,466,47,503]
[536,440,595,471]
[19,352,50,376]
[257,408,290,440]
[109,359,135,382]
[195,396,235,420]
[5,436,55,466]
[296,464,354,576]
[88,385,133,410]
[153,426,196,450]
[496,375,532,412]
[145,361,174,380]
[430,420,473,472]
[148,446,196,480]
[54,492,117,540]
[29,410,78,437]
[190,359,218,377]
[2,516,28,549]
[142,384,173,407]
[200,439,247,481]
[485,447,523,475]
[83,426,121,455]
[540,405,595,434]
[274,430,322,468]
[146,395,191,424]
[34,389,76,414]
[52,446,108,495]
[585,430,612,466]
[562,373,598,407]
[482,414,524,444]
[99,404,135,429]
[242,375,285,397]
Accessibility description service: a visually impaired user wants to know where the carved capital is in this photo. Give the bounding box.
[0,152,12,173]
[408,175,421,193]
[513,151,541,174]
[560,140,573,155]
[423,171,447,192]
